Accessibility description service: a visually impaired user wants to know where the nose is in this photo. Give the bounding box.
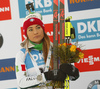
[33,29,38,35]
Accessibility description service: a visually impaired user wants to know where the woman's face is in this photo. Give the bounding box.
[27,24,44,44]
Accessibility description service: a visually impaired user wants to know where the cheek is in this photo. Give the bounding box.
[27,33,33,40]
[40,31,44,38]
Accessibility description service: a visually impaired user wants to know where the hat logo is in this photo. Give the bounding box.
[30,19,34,22]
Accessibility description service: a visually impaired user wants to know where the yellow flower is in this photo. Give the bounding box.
[70,45,76,52]
[58,44,62,47]
[79,52,84,58]
[62,43,67,47]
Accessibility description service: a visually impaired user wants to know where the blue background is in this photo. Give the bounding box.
[0,58,16,81]
[68,0,100,12]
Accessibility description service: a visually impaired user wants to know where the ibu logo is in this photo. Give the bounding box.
[71,17,100,42]
[18,0,53,18]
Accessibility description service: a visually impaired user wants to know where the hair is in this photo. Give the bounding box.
[42,32,53,70]
[42,32,50,62]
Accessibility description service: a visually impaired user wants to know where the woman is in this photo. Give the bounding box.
[15,13,79,89]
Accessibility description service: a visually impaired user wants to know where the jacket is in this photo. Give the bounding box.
[15,39,52,89]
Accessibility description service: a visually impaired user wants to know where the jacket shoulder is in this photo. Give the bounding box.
[20,48,26,54]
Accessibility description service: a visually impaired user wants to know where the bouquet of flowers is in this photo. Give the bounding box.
[56,42,84,64]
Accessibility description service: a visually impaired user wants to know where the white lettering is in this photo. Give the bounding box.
[95,80,99,84]
[33,55,38,61]
[0,8,4,12]
[43,8,52,13]
[32,54,43,61]
[77,59,83,63]
[36,10,42,13]
[5,7,9,11]
[88,55,94,65]
[78,35,85,39]
[97,33,100,37]
[77,22,87,33]
[77,20,100,34]
[86,34,96,38]
[47,31,53,36]
[88,84,93,88]
[97,20,100,31]
[77,55,100,65]
[26,0,52,8]
[94,57,99,62]
[25,0,33,4]
[87,21,97,32]
[84,58,88,63]
[39,53,43,60]
[35,0,43,8]
[44,0,52,7]
[0,7,10,12]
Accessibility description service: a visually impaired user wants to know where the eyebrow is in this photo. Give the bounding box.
[36,25,40,27]
[27,27,33,29]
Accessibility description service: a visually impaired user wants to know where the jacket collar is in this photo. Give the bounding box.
[20,38,35,49]
[20,38,53,49]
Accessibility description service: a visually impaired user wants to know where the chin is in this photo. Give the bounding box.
[34,41,41,44]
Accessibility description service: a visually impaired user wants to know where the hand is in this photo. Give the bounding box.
[44,69,66,81]
[60,63,79,80]
[54,69,66,81]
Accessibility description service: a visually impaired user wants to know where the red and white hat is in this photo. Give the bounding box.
[23,13,45,36]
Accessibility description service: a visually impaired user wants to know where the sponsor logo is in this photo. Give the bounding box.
[75,48,100,72]
[60,9,64,20]
[0,0,11,21]
[87,80,100,89]
[0,58,16,80]
[53,10,58,21]
[18,0,53,18]
[26,77,36,81]
[0,33,3,48]
[71,17,100,42]
[68,0,100,12]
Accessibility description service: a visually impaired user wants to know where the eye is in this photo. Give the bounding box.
[29,29,33,31]
[36,26,41,29]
